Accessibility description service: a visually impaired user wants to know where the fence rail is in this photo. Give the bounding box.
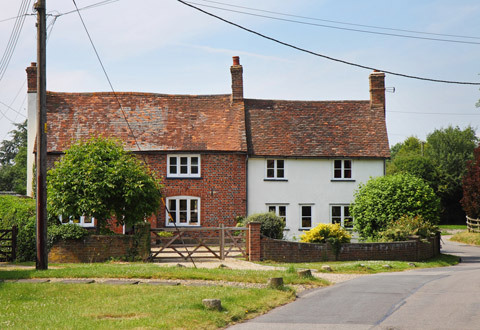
[467,216,480,233]
[0,225,17,262]
[149,224,247,261]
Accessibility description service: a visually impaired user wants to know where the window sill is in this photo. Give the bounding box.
[166,177,202,180]
[298,228,311,231]
[264,178,288,182]
[330,179,356,182]
[166,224,201,227]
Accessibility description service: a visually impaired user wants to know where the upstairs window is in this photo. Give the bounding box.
[266,159,285,179]
[331,205,353,229]
[168,155,200,178]
[333,159,352,179]
[268,204,287,223]
[166,196,200,226]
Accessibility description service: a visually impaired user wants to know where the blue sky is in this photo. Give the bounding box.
[1,0,479,147]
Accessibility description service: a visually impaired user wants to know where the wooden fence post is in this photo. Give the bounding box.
[220,223,225,260]
[11,225,17,261]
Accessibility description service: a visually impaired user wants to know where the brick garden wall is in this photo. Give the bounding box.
[48,223,150,263]
[258,235,440,262]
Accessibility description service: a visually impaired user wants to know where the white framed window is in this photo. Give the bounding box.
[299,204,314,229]
[167,155,200,178]
[331,205,353,229]
[265,159,286,179]
[166,196,200,226]
[333,159,353,179]
[267,204,287,223]
[59,215,95,228]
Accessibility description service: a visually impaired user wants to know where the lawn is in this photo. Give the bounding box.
[438,224,467,236]
[0,282,295,329]
[260,254,459,274]
[0,262,325,286]
[450,231,480,246]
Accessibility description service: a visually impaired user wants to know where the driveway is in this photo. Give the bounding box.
[230,237,480,330]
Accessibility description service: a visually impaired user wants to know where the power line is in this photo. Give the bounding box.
[196,0,480,41]
[186,1,480,45]
[71,0,143,155]
[177,0,480,86]
[0,0,32,83]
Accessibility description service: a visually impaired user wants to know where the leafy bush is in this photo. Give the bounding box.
[300,223,351,244]
[0,195,89,261]
[47,223,89,248]
[461,146,480,219]
[244,212,285,239]
[378,215,439,242]
[351,173,441,240]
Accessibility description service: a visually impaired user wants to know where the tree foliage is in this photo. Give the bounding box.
[461,146,480,219]
[351,173,440,240]
[0,120,27,194]
[425,126,478,199]
[47,137,163,232]
[387,154,439,190]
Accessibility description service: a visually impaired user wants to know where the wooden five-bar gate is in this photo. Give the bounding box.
[149,224,247,261]
[0,226,17,262]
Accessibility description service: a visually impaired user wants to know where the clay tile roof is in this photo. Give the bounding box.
[46,92,247,153]
[245,99,390,158]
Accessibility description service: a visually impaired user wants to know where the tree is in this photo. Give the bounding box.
[351,173,440,240]
[387,154,439,190]
[0,120,27,194]
[47,136,163,232]
[461,146,480,219]
[425,126,478,223]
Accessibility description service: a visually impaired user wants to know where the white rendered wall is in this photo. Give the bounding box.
[247,158,385,239]
[26,91,36,197]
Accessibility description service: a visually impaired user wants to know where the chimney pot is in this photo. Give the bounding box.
[232,56,240,66]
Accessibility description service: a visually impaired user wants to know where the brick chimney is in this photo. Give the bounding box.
[230,56,243,103]
[26,62,37,93]
[369,70,385,111]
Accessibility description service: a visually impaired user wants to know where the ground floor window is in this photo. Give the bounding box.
[166,196,200,226]
[59,215,95,228]
[300,204,313,229]
[331,205,353,229]
[267,204,287,223]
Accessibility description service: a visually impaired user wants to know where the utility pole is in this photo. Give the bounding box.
[35,0,47,270]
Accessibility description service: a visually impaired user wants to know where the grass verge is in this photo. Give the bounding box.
[259,254,459,274]
[0,282,295,329]
[439,225,467,236]
[0,262,327,286]
[450,231,480,246]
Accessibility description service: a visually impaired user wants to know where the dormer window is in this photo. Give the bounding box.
[265,159,285,180]
[167,155,200,178]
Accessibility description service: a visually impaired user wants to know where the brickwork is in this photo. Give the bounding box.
[145,153,247,228]
[48,223,150,263]
[260,235,440,262]
[230,56,243,103]
[247,222,261,261]
[26,63,37,92]
[369,71,386,110]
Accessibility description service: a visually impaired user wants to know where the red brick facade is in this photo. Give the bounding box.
[144,152,246,228]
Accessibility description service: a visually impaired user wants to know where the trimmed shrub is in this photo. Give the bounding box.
[351,173,441,240]
[244,212,285,239]
[47,223,89,249]
[300,223,351,244]
[378,215,439,242]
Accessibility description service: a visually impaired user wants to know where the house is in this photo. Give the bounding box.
[26,57,389,236]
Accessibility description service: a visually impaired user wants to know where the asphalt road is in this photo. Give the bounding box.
[230,238,480,330]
